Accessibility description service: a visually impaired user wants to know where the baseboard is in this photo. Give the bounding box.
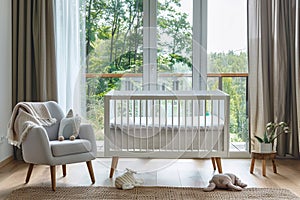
[0,156,14,169]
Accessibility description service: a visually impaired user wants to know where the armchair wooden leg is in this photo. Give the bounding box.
[25,163,34,183]
[86,161,95,184]
[215,157,223,173]
[50,166,56,191]
[211,157,216,171]
[109,156,119,178]
[62,165,66,177]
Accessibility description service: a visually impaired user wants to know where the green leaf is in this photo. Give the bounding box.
[254,136,264,143]
[263,132,270,143]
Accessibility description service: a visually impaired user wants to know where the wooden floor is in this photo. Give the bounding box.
[1,158,300,199]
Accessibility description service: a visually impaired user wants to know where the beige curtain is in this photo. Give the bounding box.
[12,0,57,107]
[248,0,300,158]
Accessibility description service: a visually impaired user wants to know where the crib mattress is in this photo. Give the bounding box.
[108,115,224,151]
[110,115,224,130]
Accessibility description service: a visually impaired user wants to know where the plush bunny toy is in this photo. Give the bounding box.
[58,109,81,141]
[115,168,143,190]
[203,173,247,192]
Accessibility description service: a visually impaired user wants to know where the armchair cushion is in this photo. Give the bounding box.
[50,139,91,157]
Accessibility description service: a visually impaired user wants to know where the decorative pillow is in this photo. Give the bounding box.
[58,109,81,141]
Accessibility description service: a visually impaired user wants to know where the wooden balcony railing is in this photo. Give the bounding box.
[86,72,248,91]
[86,72,249,115]
[86,72,248,78]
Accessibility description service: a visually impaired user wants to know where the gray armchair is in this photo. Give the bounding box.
[21,101,96,191]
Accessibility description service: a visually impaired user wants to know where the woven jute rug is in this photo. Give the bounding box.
[6,186,300,200]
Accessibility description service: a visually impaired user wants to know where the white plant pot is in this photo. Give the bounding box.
[259,143,273,153]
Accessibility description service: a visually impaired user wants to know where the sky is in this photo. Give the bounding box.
[179,0,247,53]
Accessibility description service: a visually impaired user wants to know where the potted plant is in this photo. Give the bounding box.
[255,122,289,153]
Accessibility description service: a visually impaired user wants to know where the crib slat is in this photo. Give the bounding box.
[146,99,149,151]
[121,100,124,151]
[203,100,208,151]
[218,100,221,151]
[159,99,161,151]
[165,99,167,151]
[191,100,194,151]
[114,100,117,151]
[133,100,136,151]
[211,99,214,152]
[178,100,180,152]
[127,100,129,151]
[184,100,187,151]
[197,99,200,152]
[152,100,155,151]
[139,100,142,151]
[171,100,174,151]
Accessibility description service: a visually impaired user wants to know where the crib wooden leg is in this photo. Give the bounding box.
[109,156,119,178]
[215,157,223,173]
[211,157,216,171]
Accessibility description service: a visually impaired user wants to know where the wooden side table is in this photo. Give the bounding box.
[250,151,277,176]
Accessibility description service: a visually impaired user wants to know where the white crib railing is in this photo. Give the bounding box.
[104,90,230,159]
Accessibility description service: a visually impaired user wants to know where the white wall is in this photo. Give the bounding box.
[0,0,13,162]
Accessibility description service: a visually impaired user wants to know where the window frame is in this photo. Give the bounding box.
[142,0,208,91]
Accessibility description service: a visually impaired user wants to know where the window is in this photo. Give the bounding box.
[207,0,248,153]
[85,0,248,155]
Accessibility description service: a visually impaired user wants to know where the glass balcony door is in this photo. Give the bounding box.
[85,0,249,156]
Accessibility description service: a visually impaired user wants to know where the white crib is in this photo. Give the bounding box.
[104,90,230,176]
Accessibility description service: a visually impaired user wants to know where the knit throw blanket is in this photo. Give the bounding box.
[7,102,57,148]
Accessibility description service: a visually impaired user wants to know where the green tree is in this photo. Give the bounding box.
[157,0,192,72]
[208,51,248,73]
[208,51,248,143]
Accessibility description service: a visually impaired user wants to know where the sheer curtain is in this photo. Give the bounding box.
[55,0,86,115]
[248,0,300,158]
